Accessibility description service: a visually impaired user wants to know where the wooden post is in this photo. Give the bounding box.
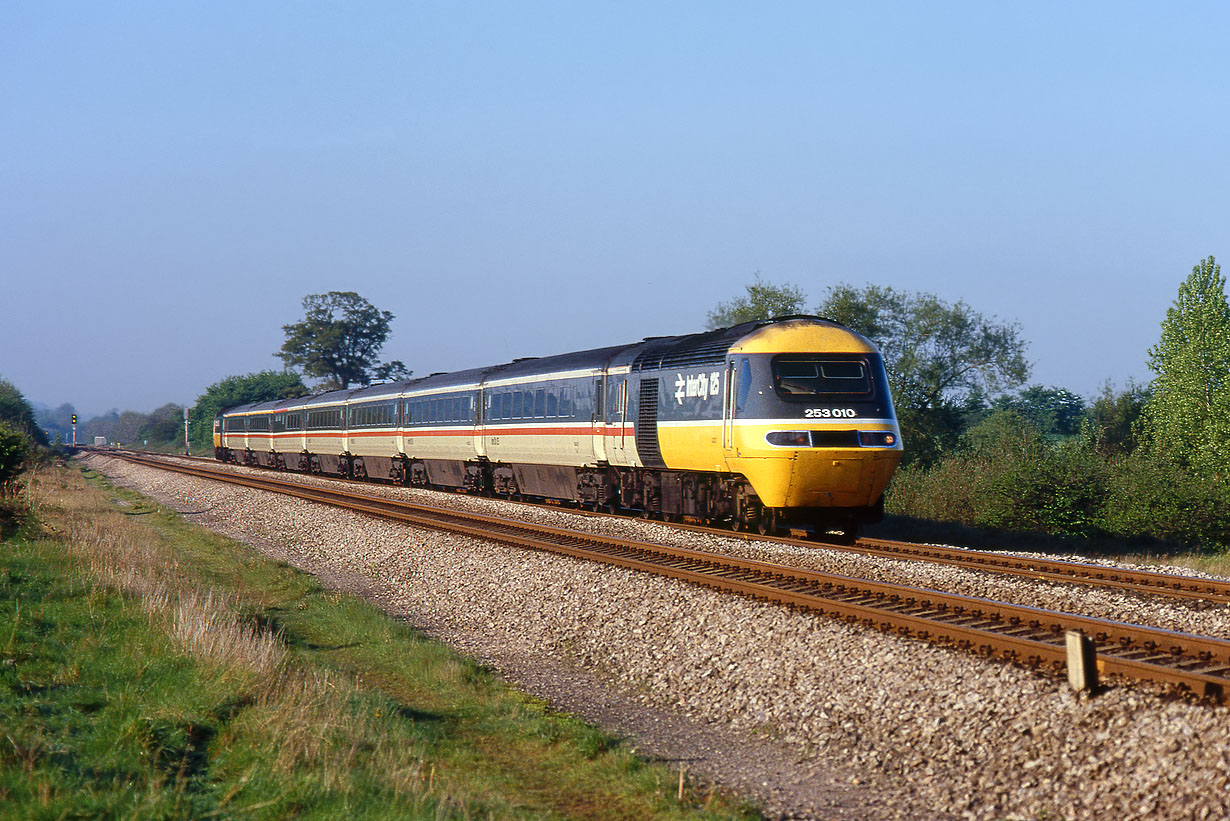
[1066,630,1098,692]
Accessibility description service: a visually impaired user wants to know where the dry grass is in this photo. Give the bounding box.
[20,464,425,798]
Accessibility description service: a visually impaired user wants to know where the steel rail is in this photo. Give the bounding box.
[823,537,1230,605]
[104,450,1230,701]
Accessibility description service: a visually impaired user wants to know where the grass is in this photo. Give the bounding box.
[0,464,757,819]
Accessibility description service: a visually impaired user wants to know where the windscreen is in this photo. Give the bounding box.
[771,356,873,399]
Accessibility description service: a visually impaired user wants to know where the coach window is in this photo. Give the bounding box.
[547,390,558,417]
[509,391,521,419]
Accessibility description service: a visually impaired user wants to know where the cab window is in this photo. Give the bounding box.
[771,357,873,399]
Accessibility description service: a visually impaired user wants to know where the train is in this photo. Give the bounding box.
[214,316,903,541]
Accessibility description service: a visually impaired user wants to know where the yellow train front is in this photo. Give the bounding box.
[623,316,902,539]
[215,316,901,542]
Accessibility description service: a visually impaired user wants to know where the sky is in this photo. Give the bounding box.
[2,2,1227,417]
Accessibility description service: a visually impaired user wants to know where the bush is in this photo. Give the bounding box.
[0,422,30,496]
[1100,452,1230,547]
[885,410,1230,549]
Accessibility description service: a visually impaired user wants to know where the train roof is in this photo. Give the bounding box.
[217,316,849,415]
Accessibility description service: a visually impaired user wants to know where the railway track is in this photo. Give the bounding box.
[97,449,1230,702]
[115,449,1230,606]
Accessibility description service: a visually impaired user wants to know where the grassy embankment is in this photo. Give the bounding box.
[0,464,756,819]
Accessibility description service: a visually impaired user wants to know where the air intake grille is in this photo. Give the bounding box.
[636,378,665,468]
[635,341,730,372]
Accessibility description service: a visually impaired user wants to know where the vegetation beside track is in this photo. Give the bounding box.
[0,465,753,820]
[881,409,1230,561]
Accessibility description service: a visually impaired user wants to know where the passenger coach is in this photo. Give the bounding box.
[215,316,903,540]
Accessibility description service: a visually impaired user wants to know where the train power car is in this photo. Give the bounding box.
[215,316,903,540]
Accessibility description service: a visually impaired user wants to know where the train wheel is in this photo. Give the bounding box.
[757,509,777,536]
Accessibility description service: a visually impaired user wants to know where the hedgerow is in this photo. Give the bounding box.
[885,410,1230,550]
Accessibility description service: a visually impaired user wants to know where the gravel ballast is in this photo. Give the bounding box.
[85,455,1230,820]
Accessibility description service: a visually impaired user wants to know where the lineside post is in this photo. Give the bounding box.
[1066,630,1098,692]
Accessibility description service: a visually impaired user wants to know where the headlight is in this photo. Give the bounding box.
[858,431,897,447]
[766,431,812,447]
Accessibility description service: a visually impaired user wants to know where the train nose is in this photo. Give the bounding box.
[784,450,895,508]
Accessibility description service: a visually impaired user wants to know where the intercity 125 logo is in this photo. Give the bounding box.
[675,371,722,404]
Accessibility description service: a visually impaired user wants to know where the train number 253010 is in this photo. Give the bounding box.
[804,408,857,418]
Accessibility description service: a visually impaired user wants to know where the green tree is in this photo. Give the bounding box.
[0,378,48,447]
[1082,381,1148,458]
[817,284,1030,465]
[1142,255,1230,478]
[0,422,30,494]
[138,403,187,447]
[278,292,412,389]
[189,371,308,451]
[995,385,1086,437]
[707,274,807,329]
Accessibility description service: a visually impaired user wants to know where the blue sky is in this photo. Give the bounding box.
[2,2,1226,416]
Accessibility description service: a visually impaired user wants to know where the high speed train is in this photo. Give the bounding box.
[215,316,902,540]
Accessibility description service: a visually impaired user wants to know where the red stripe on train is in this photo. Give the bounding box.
[226,425,636,441]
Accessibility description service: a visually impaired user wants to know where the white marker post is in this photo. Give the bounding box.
[183,407,190,456]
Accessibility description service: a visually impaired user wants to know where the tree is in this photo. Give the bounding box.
[1082,381,1148,458]
[817,284,1030,465]
[138,403,187,447]
[188,371,308,451]
[994,385,1086,437]
[278,292,412,389]
[33,402,76,444]
[1142,256,1230,478]
[0,378,48,447]
[707,274,807,329]
[0,422,30,495]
